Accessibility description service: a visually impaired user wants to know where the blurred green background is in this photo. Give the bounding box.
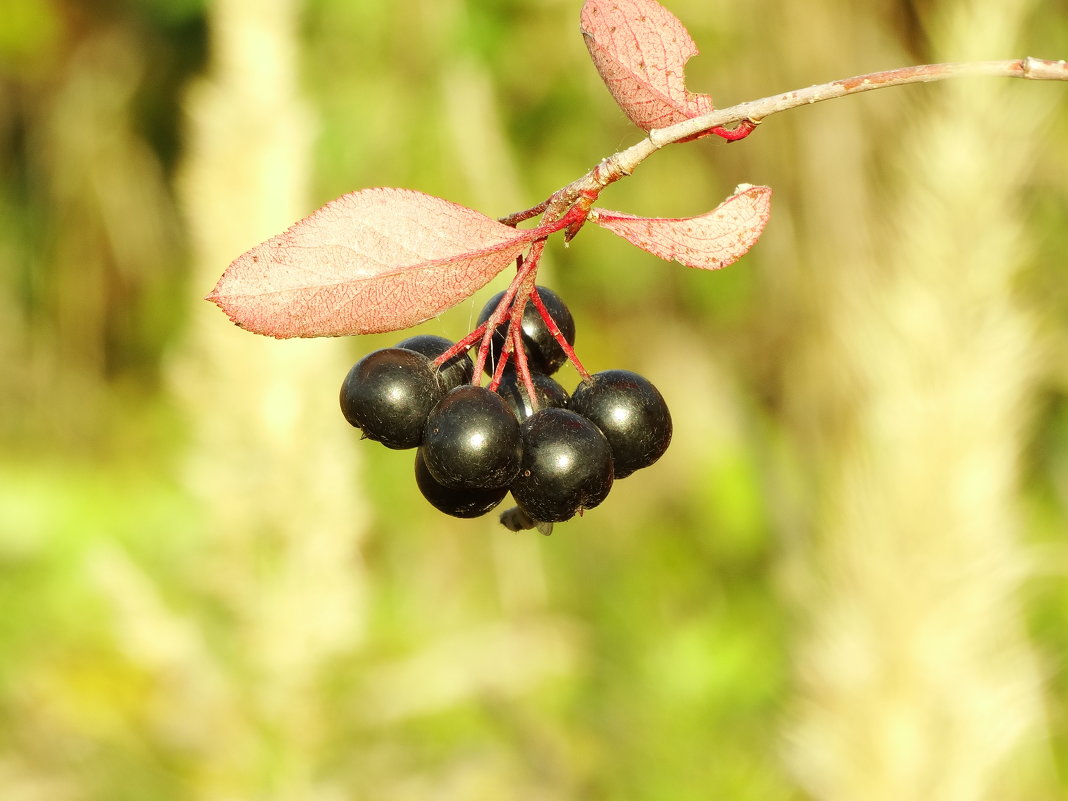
[1,0,1067,799]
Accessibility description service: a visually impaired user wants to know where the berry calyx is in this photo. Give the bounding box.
[510,407,614,523]
[414,448,508,518]
[499,505,555,536]
[340,347,445,449]
[422,385,523,489]
[568,369,672,478]
[477,285,576,376]
[395,333,474,392]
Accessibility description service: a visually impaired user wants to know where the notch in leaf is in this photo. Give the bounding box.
[580,0,755,141]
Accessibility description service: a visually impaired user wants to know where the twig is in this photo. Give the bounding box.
[501,58,1068,229]
[649,58,1068,147]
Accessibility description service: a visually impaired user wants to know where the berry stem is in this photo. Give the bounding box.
[434,322,488,369]
[530,287,591,381]
[508,311,540,411]
[486,342,513,392]
[499,249,544,408]
[472,245,542,380]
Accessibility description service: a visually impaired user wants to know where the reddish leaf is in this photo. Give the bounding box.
[590,184,772,269]
[580,0,715,133]
[208,188,536,338]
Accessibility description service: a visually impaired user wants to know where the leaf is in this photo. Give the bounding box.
[580,0,715,134]
[208,188,536,338]
[590,184,772,269]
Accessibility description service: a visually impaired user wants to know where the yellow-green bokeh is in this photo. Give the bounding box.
[1,1,1066,799]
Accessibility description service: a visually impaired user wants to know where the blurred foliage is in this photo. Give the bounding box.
[1,0,1066,799]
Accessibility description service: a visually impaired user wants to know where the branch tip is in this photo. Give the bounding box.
[497,57,1066,239]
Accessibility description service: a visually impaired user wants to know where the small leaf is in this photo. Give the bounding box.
[580,0,715,134]
[590,184,772,269]
[208,188,536,338]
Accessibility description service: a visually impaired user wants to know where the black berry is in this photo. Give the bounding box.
[395,334,474,392]
[422,385,523,489]
[477,286,576,375]
[339,347,445,449]
[495,370,570,422]
[414,448,508,518]
[510,408,614,523]
[568,369,672,478]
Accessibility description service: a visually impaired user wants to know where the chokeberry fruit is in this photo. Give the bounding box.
[568,369,672,478]
[495,370,570,422]
[510,408,614,523]
[340,348,445,449]
[395,334,474,392]
[414,448,508,518]
[422,385,523,489]
[476,286,576,375]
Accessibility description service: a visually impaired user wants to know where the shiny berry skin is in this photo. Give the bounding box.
[568,369,672,478]
[339,348,445,449]
[414,448,508,518]
[395,334,474,392]
[495,370,570,422]
[422,385,522,489]
[476,286,576,375]
[510,408,614,523]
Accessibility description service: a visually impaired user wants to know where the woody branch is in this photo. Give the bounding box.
[499,58,1068,230]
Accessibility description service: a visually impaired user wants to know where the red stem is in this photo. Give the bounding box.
[433,321,488,369]
[486,343,513,392]
[471,244,544,381]
[508,306,540,411]
[530,287,591,381]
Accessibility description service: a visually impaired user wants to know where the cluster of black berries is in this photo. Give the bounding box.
[339,286,671,530]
